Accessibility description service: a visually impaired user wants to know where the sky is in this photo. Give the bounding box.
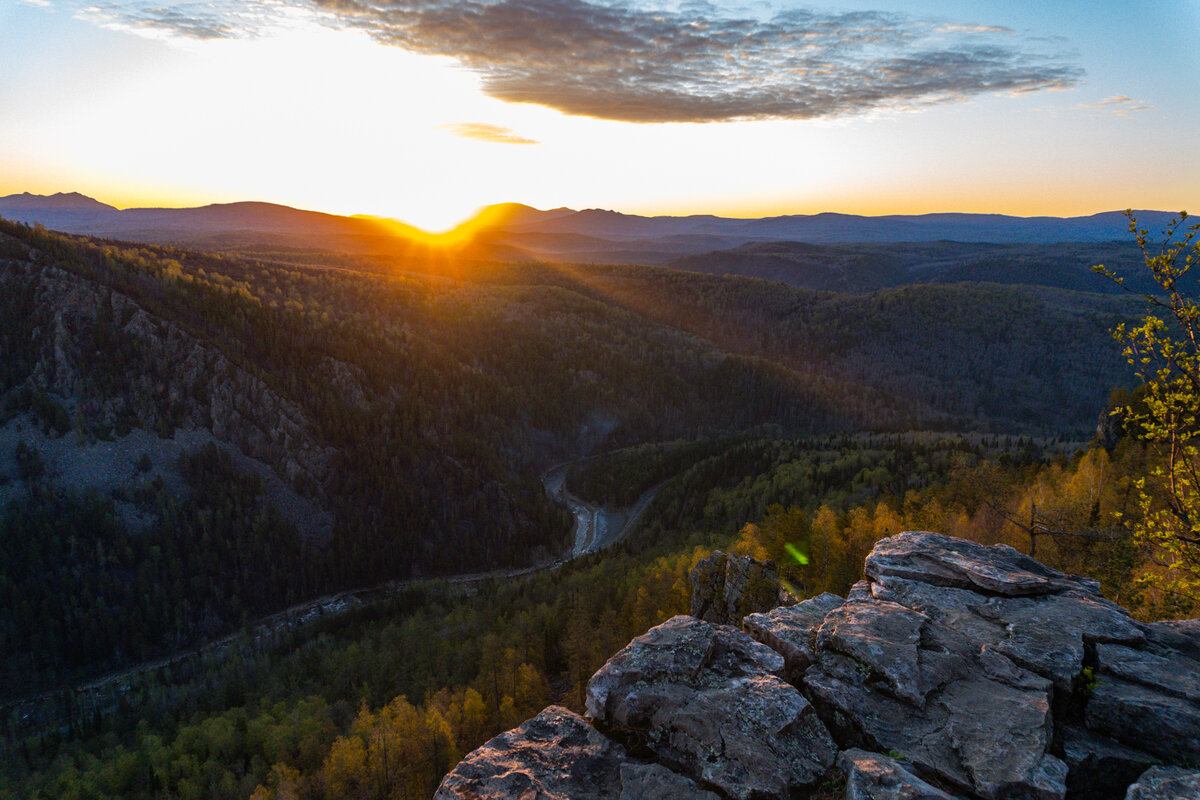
[1,0,1197,230]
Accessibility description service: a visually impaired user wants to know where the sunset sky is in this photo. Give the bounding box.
[2,0,1197,230]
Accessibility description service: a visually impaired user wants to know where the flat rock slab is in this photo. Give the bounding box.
[1096,642,1200,703]
[864,531,1099,597]
[586,615,836,800]
[434,706,713,800]
[1124,766,1200,800]
[799,534,1094,800]
[816,599,968,706]
[806,661,1062,800]
[979,591,1144,693]
[1086,676,1200,766]
[838,749,967,800]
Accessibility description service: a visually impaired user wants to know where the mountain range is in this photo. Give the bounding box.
[0,193,1178,273]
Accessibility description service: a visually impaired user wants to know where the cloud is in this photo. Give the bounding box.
[20,0,54,8]
[440,122,539,144]
[77,3,246,39]
[76,1,1085,123]
[1074,95,1153,116]
[935,23,1014,35]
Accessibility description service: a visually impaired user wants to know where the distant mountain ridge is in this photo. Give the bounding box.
[666,239,1176,295]
[0,191,1180,269]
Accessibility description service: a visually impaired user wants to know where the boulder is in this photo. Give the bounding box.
[586,615,836,800]
[804,533,1093,800]
[617,762,720,800]
[806,660,1062,799]
[690,551,795,626]
[434,706,627,800]
[439,531,1200,800]
[1085,677,1200,766]
[978,591,1144,694]
[1124,766,1200,800]
[864,531,1100,596]
[838,749,966,800]
[434,706,713,800]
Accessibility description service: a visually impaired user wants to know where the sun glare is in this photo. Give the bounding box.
[355,202,522,248]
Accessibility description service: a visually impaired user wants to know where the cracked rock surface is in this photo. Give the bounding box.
[436,532,1200,800]
[586,615,836,799]
[434,706,716,800]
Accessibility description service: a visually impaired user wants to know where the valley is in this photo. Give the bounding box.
[5,0,1195,796]
[0,207,1193,800]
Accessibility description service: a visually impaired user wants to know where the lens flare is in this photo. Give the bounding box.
[785,543,810,566]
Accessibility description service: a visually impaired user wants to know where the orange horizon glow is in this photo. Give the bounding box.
[2,179,1188,240]
[4,3,1195,235]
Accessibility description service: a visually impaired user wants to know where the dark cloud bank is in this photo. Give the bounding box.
[97,0,1084,122]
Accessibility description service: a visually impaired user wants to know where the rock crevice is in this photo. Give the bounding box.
[437,532,1200,800]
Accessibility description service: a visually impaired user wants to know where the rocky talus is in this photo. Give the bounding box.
[436,532,1200,800]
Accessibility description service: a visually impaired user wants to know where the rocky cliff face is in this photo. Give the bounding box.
[436,532,1200,800]
[9,256,335,487]
[0,245,336,536]
[689,550,797,627]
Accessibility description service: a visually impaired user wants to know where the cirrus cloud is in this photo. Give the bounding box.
[75,0,1085,123]
[440,122,539,143]
[1073,95,1153,116]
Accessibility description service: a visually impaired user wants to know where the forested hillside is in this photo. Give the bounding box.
[1,202,1188,800]
[5,427,1183,800]
[0,218,1139,699]
[668,240,1160,294]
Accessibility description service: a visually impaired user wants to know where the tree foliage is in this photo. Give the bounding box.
[1096,211,1200,604]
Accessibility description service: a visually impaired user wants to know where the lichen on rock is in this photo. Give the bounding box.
[438,532,1200,800]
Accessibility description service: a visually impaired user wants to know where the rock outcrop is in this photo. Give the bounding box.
[690,551,796,626]
[437,532,1200,800]
[1123,767,1200,800]
[586,615,836,799]
[433,706,719,800]
[838,748,961,800]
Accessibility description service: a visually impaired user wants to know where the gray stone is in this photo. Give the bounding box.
[1062,725,1160,800]
[838,749,965,800]
[434,706,628,800]
[979,591,1144,693]
[617,762,719,800]
[586,615,836,800]
[585,615,784,728]
[689,551,794,626]
[815,599,972,706]
[742,592,843,681]
[870,576,1009,651]
[864,531,1100,597]
[847,579,875,602]
[940,678,1063,800]
[1096,642,1200,703]
[1143,619,1200,661]
[804,665,972,792]
[870,540,1145,695]
[807,654,1063,800]
[1086,676,1200,766]
[1124,766,1200,800]
[798,536,1072,800]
